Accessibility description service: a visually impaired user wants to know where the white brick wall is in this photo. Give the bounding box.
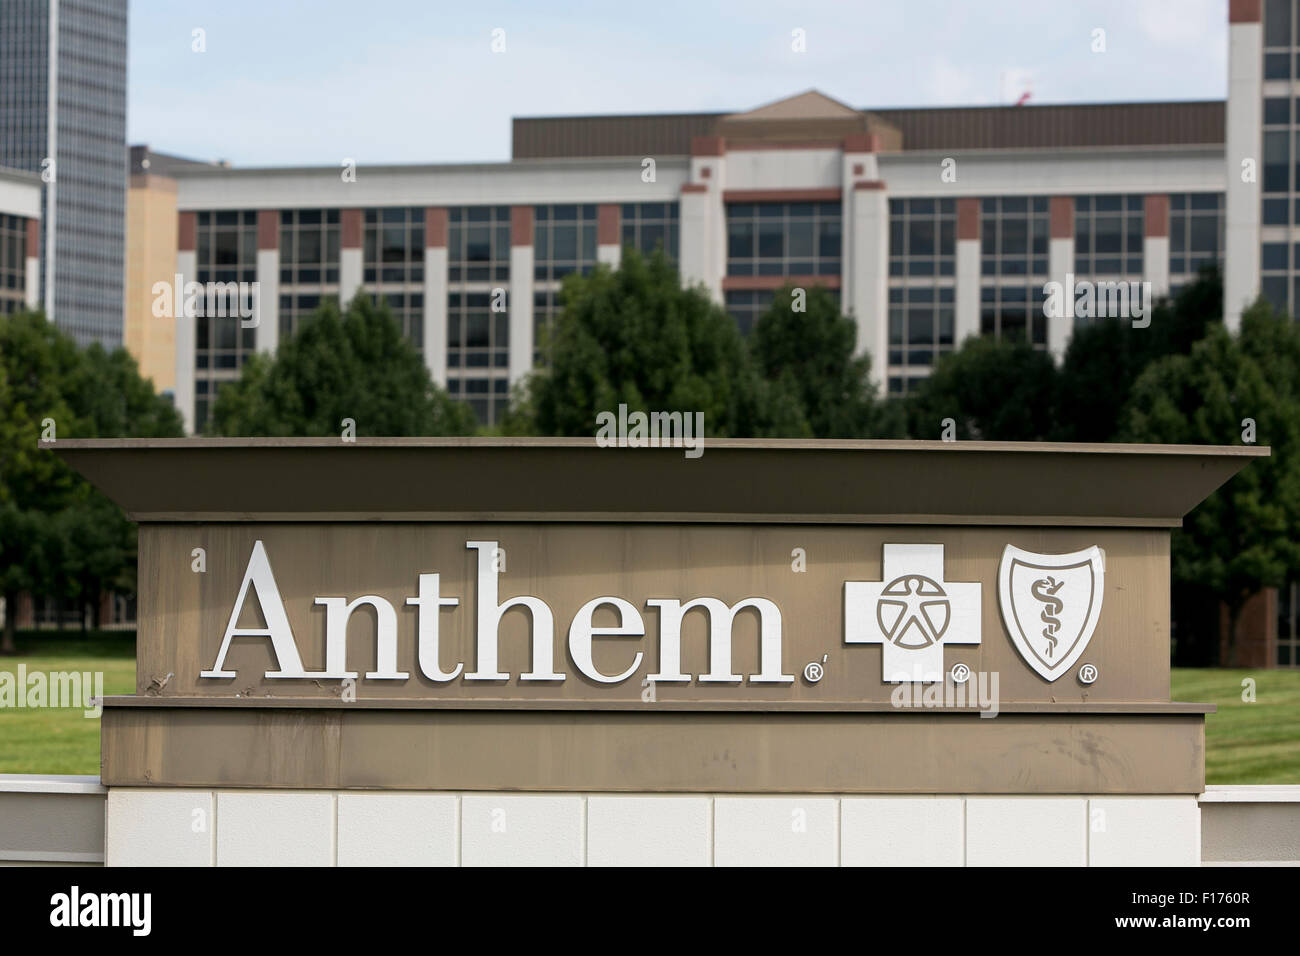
[587,796,710,867]
[106,789,213,867]
[1089,796,1200,867]
[966,796,1088,866]
[337,793,458,866]
[461,795,584,867]
[714,797,838,867]
[215,791,334,867]
[104,789,1201,866]
[841,796,964,866]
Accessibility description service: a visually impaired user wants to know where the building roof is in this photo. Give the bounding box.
[129,145,229,177]
[0,164,42,186]
[512,92,1225,159]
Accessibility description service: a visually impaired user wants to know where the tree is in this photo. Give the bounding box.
[208,294,476,437]
[1056,267,1221,441]
[749,284,896,438]
[0,310,180,648]
[1121,300,1300,665]
[905,336,1058,440]
[510,248,805,437]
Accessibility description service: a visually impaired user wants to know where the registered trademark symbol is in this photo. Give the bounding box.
[1078,663,1098,685]
[803,655,827,683]
[950,663,971,684]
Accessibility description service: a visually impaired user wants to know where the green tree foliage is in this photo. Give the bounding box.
[1122,300,1300,664]
[1056,267,1221,441]
[905,336,1059,440]
[0,311,182,649]
[749,284,899,438]
[510,249,806,437]
[207,295,476,437]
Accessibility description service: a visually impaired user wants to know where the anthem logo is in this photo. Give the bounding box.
[844,544,981,683]
[998,545,1105,682]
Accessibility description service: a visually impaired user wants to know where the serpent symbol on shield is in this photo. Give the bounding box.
[998,545,1105,682]
[1030,576,1065,658]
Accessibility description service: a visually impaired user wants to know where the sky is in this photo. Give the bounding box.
[128,0,1230,167]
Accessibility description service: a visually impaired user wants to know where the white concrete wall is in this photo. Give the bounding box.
[255,248,279,355]
[1200,785,1300,865]
[1225,19,1263,332]
[0,173,42,219]
[0,776,104,865]
[339,247,362,307]
[879,148,1224,198]
[24,255,40,309]
[174,249,197,434]
[1047,236,1074,361]
[955,239,980,345]
[724,149,841,191]
[174,160,690,211]
[596,244,620,268]
[851,188,889,389]
[508,245,534,385]
[1145,235,1171,300]
[678,188,715,299]
[423,246,449,387]
[103,789,1201,867]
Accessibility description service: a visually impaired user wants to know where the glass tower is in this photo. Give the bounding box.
[0,0,127,346]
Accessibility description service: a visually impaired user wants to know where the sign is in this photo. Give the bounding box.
[998,545,1105,682]
[845,544,980,683]
[151,523,1165,704]
[52,438,1262,794]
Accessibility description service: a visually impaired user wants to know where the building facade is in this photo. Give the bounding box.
[0,168,44,316]
[167,93,1225,433]
[0,0,127,347]
[155,3,1290,438]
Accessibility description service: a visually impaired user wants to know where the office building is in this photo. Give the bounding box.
[0,0,127,346]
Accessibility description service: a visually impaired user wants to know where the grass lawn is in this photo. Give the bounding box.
[0,633,1297,783]
[0,630,135,775]
[1172,666,1300,784]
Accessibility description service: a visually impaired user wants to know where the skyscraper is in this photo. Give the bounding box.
[0,0,127,346]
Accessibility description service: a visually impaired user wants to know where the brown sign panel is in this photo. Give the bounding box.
[138,523,1169,706]
[54,439,1261,793]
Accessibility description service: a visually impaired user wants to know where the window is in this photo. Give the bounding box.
[1265,0,1293,50]
[447,291,508,371]
[724,290,773,337]
[278,209,340,340]
[446,376,510,428]
[194,209,259,430]
[889,198,955,277]
[445,207,512,424]
[532,204,599,366]
[448,206,510,283]
[363,207,424,343]
[0,214,26,313]
[621,202,680,262]
[1074,195,1144,277]
[888,286,955,377]
[726,202,841,277]
[447,289,509,425]
[980,197,1048,277]
[1168,194,1225,280]
[534,204,598,283]
[981,283,1048,347]
[724,287,841,338]
[1264,131,1290,194]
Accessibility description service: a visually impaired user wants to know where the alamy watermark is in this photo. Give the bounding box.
[1043,274,1152,328]
[889,669,1000,718]
[0,666,103,717]
[151,273,260,327]
[595,403,705,459]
